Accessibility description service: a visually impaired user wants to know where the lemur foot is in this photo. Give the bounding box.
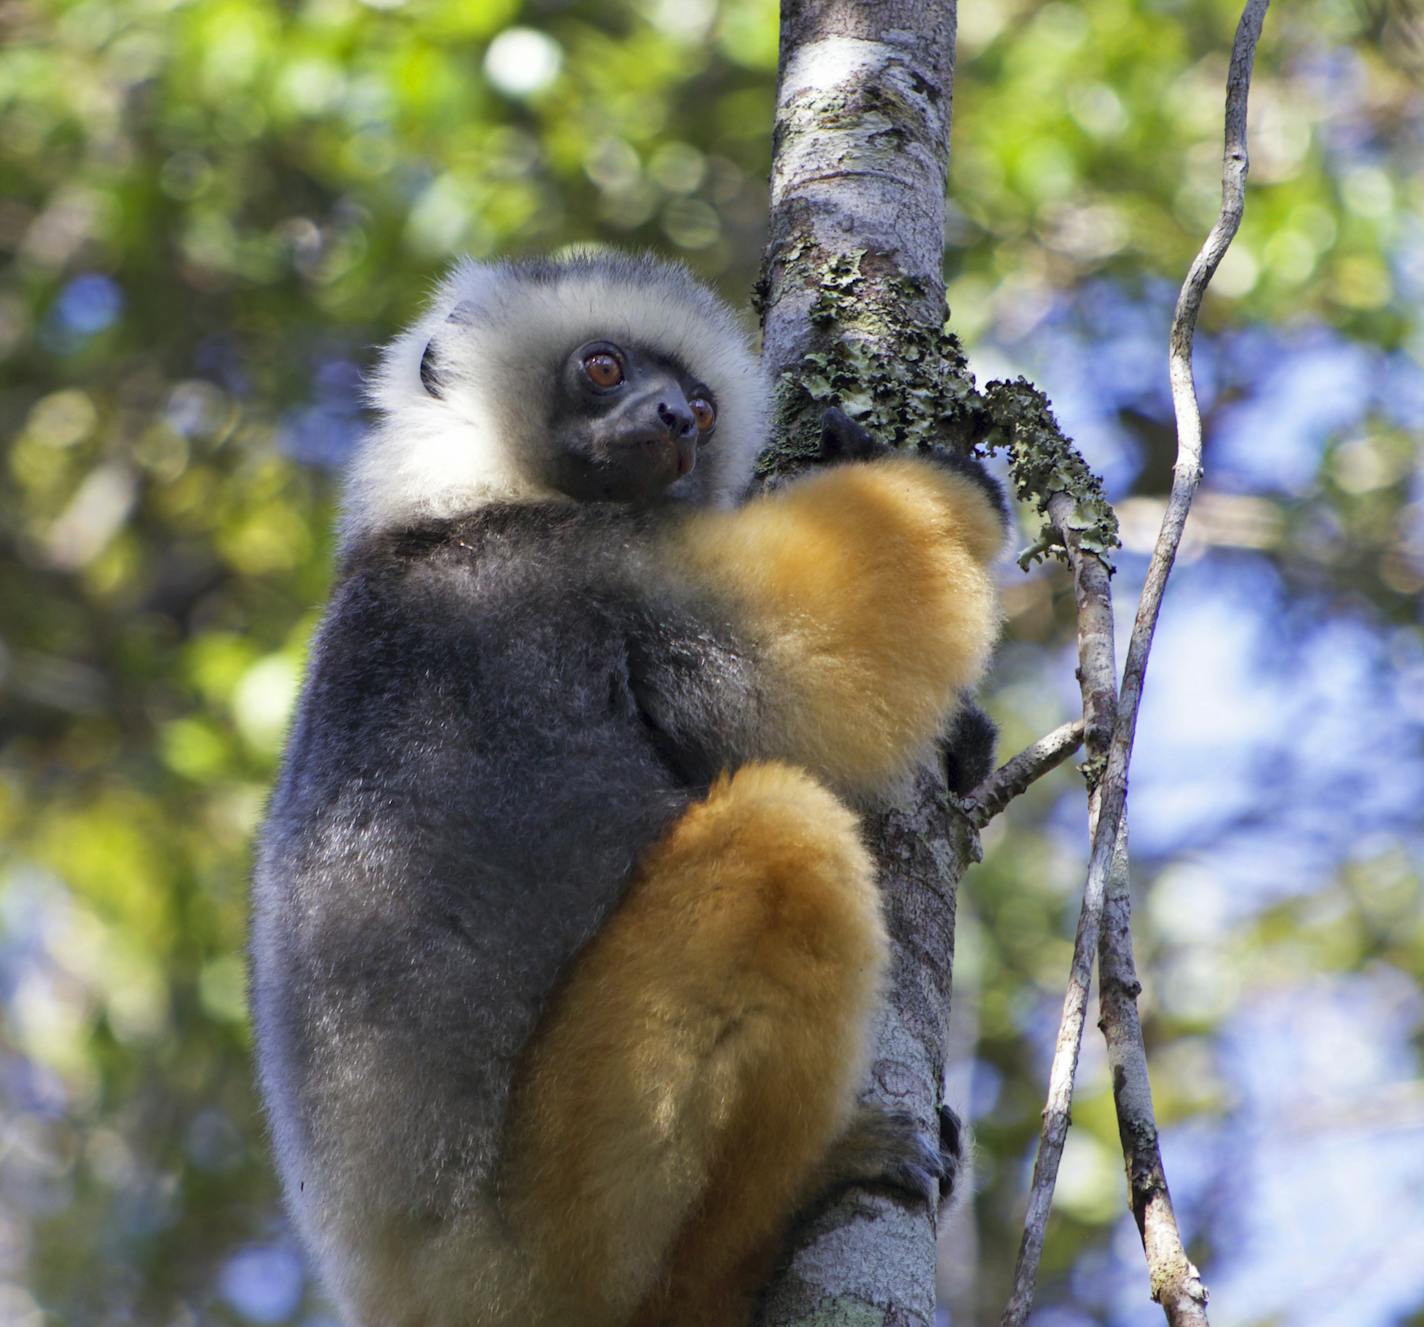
[943,699,998,797]
[938,1102,966,1209]
[812,1103,963,1210]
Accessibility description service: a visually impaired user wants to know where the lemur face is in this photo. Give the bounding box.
[350,254,769,540]
[541,340,719,504]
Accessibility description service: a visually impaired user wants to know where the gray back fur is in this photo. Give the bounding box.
[251,253,771,1317]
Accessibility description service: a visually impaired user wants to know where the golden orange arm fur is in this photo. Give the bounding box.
[676,456,1003,796]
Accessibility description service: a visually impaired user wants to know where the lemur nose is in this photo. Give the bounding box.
[658,400,696,438]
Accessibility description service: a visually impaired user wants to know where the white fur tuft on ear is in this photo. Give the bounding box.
[341,253,771,544]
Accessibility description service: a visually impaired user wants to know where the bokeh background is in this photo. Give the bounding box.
[2,0,1421,1323]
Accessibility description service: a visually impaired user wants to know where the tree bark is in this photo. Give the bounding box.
[760,0,956,372]
[757,4,965,1323]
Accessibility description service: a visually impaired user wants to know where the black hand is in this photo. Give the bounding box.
[819,406,889,463]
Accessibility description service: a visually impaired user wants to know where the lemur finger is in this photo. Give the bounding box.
[812,1105,949,1209]
[938,1102,970,1210]
[819,406,886,463]
[915,444,1011,529]
[882,1116,949,1209]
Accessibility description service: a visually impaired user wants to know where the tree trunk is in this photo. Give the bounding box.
[757,4,969,1322]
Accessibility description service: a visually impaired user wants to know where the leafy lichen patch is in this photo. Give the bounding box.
[764,252,1121,573]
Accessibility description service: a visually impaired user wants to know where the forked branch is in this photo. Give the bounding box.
[1098,5,1269,1322]
[1001,3,1270,1324]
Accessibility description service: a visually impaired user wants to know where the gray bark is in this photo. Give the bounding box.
[756,3,965,1323]
[761,0,955,373]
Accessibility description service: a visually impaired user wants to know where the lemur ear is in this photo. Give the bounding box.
[419,339,443,398]
[419,301,480,398]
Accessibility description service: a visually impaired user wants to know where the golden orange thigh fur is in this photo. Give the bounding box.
[501,761,887,1325]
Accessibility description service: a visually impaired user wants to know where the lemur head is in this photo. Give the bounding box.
[345,252,770,541]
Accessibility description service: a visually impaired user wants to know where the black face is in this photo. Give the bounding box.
[541,340,719,504]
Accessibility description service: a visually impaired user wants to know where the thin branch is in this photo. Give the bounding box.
[1002,4,1268,1322]
[1124,0,1270,753]
[1098,4,1269,1322]
[1000,502,1118,1327]
[963,719,1084,829]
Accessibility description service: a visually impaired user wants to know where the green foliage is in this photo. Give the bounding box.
[1,0,1418,1323]
[946,0,1421,351]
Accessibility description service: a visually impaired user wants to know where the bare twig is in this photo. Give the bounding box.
[1001,502,1119,1327]
[1126,0,1269,745]
[1097,5,1269,1322]
[963,719,1084,829]
[1002,4,1269,1323]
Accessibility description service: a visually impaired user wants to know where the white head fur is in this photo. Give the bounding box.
[343,252,771,544]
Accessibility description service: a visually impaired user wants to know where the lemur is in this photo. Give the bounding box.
[252,251,1005,1327]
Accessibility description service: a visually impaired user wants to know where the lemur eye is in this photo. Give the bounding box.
[690,398,716,432]
[583,352,624,389]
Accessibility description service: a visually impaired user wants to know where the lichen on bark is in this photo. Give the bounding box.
[761,253,1120,580]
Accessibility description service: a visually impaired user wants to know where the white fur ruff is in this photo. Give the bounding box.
[343,253,770,542]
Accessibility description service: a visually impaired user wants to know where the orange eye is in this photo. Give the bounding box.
[690,397,716,432]
[583,352,624,388]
